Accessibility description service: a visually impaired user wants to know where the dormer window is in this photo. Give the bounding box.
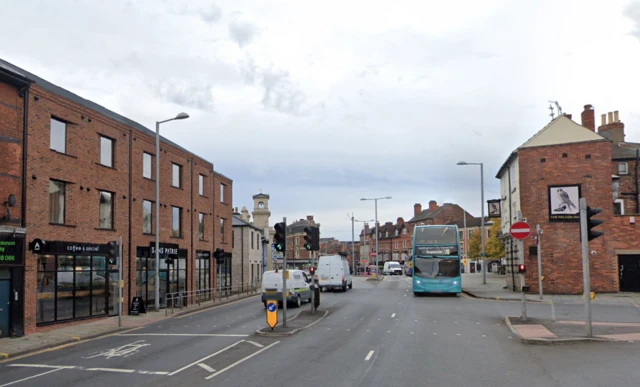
[385,231,389,237]
[395,230,399,236]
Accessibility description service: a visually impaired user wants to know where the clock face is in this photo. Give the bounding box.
[258,202,265,209]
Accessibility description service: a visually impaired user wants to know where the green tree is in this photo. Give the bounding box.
[485,219,505,259]
[467,219,505,260]
[468,229,482,260]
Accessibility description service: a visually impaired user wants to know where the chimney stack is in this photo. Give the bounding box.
[598,110,626,143]
[414,203,422,217]
[580,104,595,131]
[429,200,438,213]
[397,217,404,225]
[306,215,314,221]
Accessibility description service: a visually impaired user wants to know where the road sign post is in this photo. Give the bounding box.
[281,217,287,328]
[266,300,278,330]
[580,198,593,337]
[511,219,530,322]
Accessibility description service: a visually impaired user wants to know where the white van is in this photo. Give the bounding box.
[317,254,353,292]
[383,261,403,276]
[261,269,312,308]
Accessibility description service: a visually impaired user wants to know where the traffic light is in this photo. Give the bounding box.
[309,266,316,276]
[303,227,313,250]
[311,227,320,251]
[586,207,604,241]
[273,222,286,252]
[214,248,225,264]
[518,264,526,274]
[107,241,118,265]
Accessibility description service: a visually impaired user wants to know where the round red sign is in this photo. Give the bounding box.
[510,221,532,240]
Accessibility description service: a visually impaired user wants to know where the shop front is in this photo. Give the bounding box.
[0,229,25,337]
[29,238,119,327]
[196,250,211,302]
[135,243,187,309]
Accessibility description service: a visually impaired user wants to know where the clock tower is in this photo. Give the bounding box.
[252,192,274,270]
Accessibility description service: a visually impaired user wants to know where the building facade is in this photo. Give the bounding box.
[232,214,263,291]
[278,216,319,269]
[0,58,232,337]
[496,105,640,294]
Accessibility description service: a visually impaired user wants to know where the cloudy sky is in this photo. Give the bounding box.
[2,0,640,240]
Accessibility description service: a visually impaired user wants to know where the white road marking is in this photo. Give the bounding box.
[118,333,248,337]
[168,340,245,376]
[387,331,391,333]
[391,313,396,318]
[205,341,280,380]
[482,335,487,337]
[8,364,73,369]
[364,350,375,361]
[0,367,66,386]
[83,340,150,359]
[198,363,216,373]
[246,341,264,348]
[456,334,461,336]
[86,368,136,373]
[410,332,414,335]
[433,333,438,335]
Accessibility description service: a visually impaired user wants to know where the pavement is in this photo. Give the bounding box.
[463,272,640,344]
[2,276,640,386]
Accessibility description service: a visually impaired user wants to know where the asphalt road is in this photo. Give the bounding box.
[2,276,640,386]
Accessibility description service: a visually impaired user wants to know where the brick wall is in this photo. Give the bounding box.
[517,140,617,294]
[0,82,24,224]
[18,83,222,334]
[213,172,233,288]
[612,159,639,215]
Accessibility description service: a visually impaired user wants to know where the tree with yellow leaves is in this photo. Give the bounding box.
[467,219,504,260]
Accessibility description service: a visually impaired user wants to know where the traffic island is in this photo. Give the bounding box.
[256,309,329,337]
[504,316,637,345]
[365,275,385,282]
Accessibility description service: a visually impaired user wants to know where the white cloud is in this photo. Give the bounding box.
[1,0,639,240]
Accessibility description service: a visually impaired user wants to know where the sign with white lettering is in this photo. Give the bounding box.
[149,242,179,257]
[196,250,211,259]
[29,239,109,255]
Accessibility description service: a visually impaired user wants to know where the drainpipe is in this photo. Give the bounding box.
[20,86,29,228]
[241,227,244,292]
[127,127,133,309]
[190,157,194,300]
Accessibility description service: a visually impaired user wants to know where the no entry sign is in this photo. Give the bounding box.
[510,221,532,240]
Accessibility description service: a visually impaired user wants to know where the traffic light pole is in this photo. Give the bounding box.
[118,236,123,328]
[282,217,287,328]
[310,250,316,314]
[580,198,593,337]
[518,211,527,322]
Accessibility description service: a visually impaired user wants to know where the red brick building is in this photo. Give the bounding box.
[496,105,640,294]
[0,58,232,337]
[277,216,319,269]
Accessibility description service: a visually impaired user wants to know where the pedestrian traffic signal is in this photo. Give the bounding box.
[214,248,225,264]
[586,206,604,241]
[273,222,286,252]
[518,264,526,274]
[107,241,118,265]
[303,227,314,250]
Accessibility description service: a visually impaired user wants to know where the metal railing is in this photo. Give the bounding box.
[164,280,262,316]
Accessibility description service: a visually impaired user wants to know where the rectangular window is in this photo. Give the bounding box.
[220,183,225,203]
[143,200,153,234]
[614,199,625,215]
[49,180,66,224]
[199,213,205,240]
[50,118,67,153]
[36,255,108,325]
[196,258,211,301]
[199,174,205,196]
[172,163,182,188]
[100,136,114,167]
[220,218,225,241]
[99,191,114,229]
[172,206,182,237]
[251,231,254,249]
[619,162,629,175]
[143,152,153,179]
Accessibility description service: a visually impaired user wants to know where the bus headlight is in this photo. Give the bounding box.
[415,280,421,284]
[452,281,459,285]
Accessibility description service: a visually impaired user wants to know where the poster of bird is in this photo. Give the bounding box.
[487,199,501,218]
[548,184,581,222]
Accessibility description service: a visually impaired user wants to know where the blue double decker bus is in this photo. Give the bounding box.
[411,225,462,295]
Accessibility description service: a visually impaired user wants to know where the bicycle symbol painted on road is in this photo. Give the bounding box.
[82,340,151,359]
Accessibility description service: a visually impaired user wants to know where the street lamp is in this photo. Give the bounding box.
[457,161,486,284]
[360,196,392,275]
[154,112,189,312]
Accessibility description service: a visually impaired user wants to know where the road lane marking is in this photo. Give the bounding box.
[0,367,66,386]
[198,363,216,373]
[168,340,245,376]
[86,368,136,373]
[391,313,396,318]
[8,364,74,369]
[118,333,248,337]
[205,341,280,380]
[364,351,375,361]
[246,341,264,348]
